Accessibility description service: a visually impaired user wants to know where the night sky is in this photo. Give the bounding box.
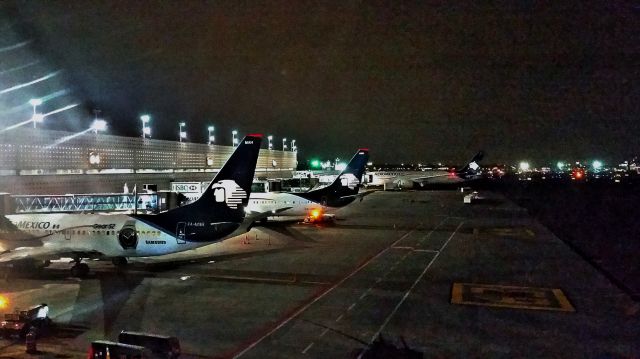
[13,1,640,164]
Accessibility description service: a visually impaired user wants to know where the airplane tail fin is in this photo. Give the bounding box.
[318,148,370,197]
[298,148,369,207]
[456,150,484,177]
[329,148,370,188]
[193,134,263,210]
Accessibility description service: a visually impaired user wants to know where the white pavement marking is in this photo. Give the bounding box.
[319,328,330,337]
[335,314,344,322]
[413,249,439,253]
[301,342,314,354]
[348,302,357,311]
[233,227,419,358]
[416,217,450,247]
[357,220,465,359]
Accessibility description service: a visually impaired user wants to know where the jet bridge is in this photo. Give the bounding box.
[9,193,159,214]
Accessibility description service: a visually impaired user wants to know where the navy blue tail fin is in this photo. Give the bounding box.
[456,150,484,176]
[194,134,263,209]
[329,148,370,188]
[298,148,370,207]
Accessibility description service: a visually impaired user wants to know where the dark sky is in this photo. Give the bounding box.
[15,1,640,164]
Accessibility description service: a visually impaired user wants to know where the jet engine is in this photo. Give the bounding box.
[118,221,138,249]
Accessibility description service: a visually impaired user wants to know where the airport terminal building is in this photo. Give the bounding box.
[0,128,297,195]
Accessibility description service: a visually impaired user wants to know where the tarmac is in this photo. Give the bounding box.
[0,190,638,358]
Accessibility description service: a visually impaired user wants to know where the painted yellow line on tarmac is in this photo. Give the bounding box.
[451,283,575,312]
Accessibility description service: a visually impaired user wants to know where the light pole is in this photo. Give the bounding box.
[179,122,186,142]
[91,119,107,135]
[291,139,296,152]
[282,137,287,151]
[268,135,273,150]
[140,115,151,138]
[29,98,43,129]
[208,126,215,145]
[92,110,103,135]
[232,130,238,146]
[91,119,107,134]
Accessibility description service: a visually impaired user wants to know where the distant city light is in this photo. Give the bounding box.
[557,161,565,170]
[310,159,320,168]
[232,130,238,146]
[592,160,603,170]
[268,135,273,150]
[519,161,530,172]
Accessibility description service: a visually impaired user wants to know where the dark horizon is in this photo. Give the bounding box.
[4,1,639,164]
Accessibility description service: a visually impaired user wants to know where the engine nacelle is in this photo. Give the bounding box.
[118,221,138,250]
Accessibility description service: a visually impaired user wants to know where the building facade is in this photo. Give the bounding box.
[0,128,296,195]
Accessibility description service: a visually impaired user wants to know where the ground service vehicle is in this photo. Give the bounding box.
[88,340,154,359]
[118,331,181,359]
[0,303,51,338]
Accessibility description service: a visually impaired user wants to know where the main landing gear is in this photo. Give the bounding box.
[70,258,90,278]
[111,257,128,269]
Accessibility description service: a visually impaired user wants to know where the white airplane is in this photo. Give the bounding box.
[0,134,263,277]
[366,151,484,189]
[246,149,370,221]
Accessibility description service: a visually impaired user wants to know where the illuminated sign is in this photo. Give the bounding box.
[171,182,202,193]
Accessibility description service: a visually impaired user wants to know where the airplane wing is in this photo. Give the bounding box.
[339,189,378,202]
[0,244,105,265]
[403,173,451,183]
[240,207,293,228]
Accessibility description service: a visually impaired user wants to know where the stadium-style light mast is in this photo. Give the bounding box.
[140,115,151,138]
[208,125,215,145]
[179,122,187,142]
[29,98,43,129]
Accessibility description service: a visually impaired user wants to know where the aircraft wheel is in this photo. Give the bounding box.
[71,263,90,278]
[112,257,128,268]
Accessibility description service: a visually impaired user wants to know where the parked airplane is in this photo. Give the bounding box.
[246,149,370,221]
[0,134,263,277]
[366,151,484,189]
